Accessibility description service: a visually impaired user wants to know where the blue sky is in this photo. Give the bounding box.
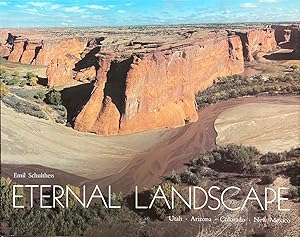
[0,0,299,28]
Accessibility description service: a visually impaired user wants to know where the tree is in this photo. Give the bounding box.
[34,91,45,101]
[46,89,62,105]
[0,177,25,220]
[0,82,9,97]
[25,71,35,79]
[6,75,20,85]
[19,80,26,87]
[0,68,7,80]
[149,182,187,220]
[29,76,38,86]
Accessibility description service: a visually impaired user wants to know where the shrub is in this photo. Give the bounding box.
[260,174,275,185]
[166,170,182,184]
[2,95,48,119]
[46,89,62,106]
[19,80,26,87]
[191,145,260,174]
[288,186,299,199]
[34,91,45,101]
[6,75,20,86]
[25,72,35,79]
[0,177,25,220]
[28,76,38,86]
[0,82,9,97]
[0,68,7,80]
[149,182,187,220]
[195,73,300,109]
[180,169,199,185]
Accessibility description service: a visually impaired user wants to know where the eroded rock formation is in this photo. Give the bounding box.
[74,36,244,135]
[1,25,298,135]
[236,28,277,61]
[271,24,300,59]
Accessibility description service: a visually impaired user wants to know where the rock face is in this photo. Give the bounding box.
[74,35,244,135]
[8,41,25,62]
[236,29,277,61]
[74,66,97,82]
[36,38,87,66]
[46,55,77,87]
[20,42,42,64]
[271,24,300,59]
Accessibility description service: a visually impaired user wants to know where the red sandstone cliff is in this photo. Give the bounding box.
[74,36,244,135]
[272,25,300,59]
[1,26,296,135]
[236,28,277,61]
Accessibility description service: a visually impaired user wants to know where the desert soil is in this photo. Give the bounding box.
[2,96,299,192]
[1,102,168,180]
[214,103,300,153]
[87,96,300,193]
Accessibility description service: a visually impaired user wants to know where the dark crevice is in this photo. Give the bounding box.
[104,57,133,127]
[235,32,249,61]
[30,45,42,64]
[19,40,28,62]
[74,46,100,72]
[61,83,95,125]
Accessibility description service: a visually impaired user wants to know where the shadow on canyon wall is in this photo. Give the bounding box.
[61,83,95,124]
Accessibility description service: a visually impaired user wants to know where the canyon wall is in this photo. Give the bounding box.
[74,36,244,135]
[236,28,277,61]
[0,26,294,135]
[5,37,87,66]
[272,25,300,59]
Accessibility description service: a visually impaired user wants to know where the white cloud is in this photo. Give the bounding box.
[86,4,110,10]
[64,6,86,13]
[259,0,279,2]
[49,4,61,10]
[117,10,126,13]
[240,3,257,8]
[24,8,39,15]
[0,2,8,6]
[28,2,61,10]
[28,2,49,7]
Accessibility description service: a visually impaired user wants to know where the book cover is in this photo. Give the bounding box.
[0,0,299,236]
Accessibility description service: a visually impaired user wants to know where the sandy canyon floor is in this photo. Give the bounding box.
[215,103,300,153]
[2,95,299,192]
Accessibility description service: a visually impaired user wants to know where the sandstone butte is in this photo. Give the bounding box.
[0,25,299,135]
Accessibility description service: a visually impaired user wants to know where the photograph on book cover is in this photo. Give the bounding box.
[0,0,299,236]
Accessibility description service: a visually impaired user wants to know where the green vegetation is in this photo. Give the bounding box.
[46,89,62,106]
[1,144,298,235]
[34,91,46,101]
[0,68,7,80]
[196,73,300,109]
[0,178,25,220]
[5,75,20,86]
[0,82,9,97]
[190,144,261,174]
[149,182,188,220]
[260,148,299,164]
[28,76,38,86]
[1,95,48,119]
[19,80,26,87]
[180,169,200,185]
[25,71,35,79]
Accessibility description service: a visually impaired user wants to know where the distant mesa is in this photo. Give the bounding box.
[0,24,299,135]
